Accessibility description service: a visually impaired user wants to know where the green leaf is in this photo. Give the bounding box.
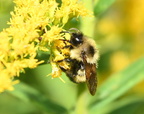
[89,57,144,114]
[94,0,116,16]
[36,50,50,65]
[107,96,144,114]
[9,82,68,114]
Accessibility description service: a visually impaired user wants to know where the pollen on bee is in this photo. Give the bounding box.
[50,35,71,82]
[50,60,68,83]
[50,62,62,78]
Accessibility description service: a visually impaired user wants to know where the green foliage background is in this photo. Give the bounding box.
[0,0,144,114]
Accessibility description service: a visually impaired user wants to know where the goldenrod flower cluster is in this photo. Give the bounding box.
[0,0,90,92]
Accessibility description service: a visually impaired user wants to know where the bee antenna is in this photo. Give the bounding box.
[69,28,81,34]
[60,31,70,34]
[60,28,81,34]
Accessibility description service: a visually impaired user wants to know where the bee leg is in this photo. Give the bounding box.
[59,39,70,43]
[57,58,73,63]
[62,45,72,49]
[58,39,73,49]
[57,58,74,72]
[59,66,67,72]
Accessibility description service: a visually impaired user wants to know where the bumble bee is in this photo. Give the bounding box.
[58,28,99,95]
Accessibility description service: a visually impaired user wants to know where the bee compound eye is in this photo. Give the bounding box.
[70,35,83,46]
[75,37,80,42]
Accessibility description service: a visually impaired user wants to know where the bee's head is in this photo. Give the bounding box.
[66,28,83,46]
[70,30,84,46]
[61,28,84,46]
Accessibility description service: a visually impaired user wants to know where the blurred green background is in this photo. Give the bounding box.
[0,0,144,114]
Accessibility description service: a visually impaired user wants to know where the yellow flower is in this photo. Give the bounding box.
[0,0,90,92]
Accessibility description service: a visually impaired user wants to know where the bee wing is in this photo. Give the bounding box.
[82,55,97,96]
